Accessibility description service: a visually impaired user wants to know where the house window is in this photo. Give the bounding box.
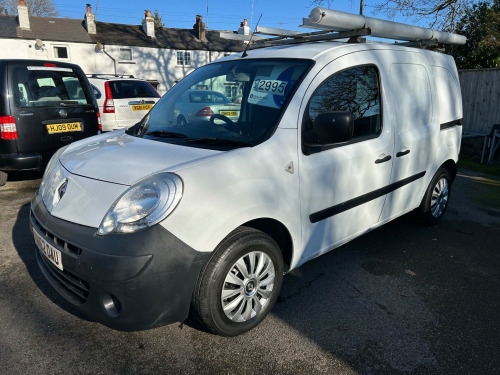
[119,48,133,61]
[53,45,69,59]
[176,51,191,66]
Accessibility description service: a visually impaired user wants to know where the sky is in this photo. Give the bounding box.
[52,0,414,32]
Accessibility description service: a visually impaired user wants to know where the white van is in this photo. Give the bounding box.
[30,10,463,336]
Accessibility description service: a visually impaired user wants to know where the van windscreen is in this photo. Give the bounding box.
[12,66,93,108]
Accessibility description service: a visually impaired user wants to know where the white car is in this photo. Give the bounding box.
[31,10,464,337]
[88,75,160,132]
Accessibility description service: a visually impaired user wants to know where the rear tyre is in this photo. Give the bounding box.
[418,167,451,225]
[191,227,283,336]
[0,171,7,186]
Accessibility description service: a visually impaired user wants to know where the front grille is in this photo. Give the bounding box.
[37,249,90,305]
[31,215,82,256]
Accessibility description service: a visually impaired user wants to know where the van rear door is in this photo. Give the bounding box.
[8,62,99,164]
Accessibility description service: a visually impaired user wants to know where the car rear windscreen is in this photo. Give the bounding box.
[108,80,160,99]
[12,66,94,108]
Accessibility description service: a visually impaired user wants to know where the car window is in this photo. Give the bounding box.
[12,66,94,107]
[305,65,382,146]
[133,59,312,150]
[91,84,102,100]
[107,80,160,99]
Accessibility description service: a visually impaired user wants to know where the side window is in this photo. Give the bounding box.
[304,65,382,151]
[91,85,101,99]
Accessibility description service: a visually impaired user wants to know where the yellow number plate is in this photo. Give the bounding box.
[46,122,82,134]
[132,104,152,111]
[220,111,239,116]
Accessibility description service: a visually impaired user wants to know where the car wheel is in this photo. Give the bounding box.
[177,115,187,126]
[0,171,7,186]
[418,167,451,225]
[191,227,284,336]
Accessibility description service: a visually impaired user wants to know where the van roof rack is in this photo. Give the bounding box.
[220,7,466,50]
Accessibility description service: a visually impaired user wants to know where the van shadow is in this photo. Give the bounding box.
[271,213,442,374]
[12,202,92,323]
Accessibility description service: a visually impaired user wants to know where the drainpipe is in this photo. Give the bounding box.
[97,42,117,76]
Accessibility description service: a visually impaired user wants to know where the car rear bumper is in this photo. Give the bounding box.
[0,152,42,171]
[30,192,209,331]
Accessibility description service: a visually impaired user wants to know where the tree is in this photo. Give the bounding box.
[310,0,473,30]
[2,0,58,17]
[153,10,165,28]
[447,0,500,68]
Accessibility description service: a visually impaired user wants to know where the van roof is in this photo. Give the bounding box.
[219,41,450,63]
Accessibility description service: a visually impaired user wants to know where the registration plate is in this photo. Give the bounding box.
[46,122,81,134]
[220,111,239,116]
[34,230,63,271]
[132,104,152,111]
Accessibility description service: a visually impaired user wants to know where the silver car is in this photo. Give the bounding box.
[174,90,240,126]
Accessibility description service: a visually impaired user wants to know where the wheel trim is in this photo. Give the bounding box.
[430,177,449,218]
[221,251,276,322]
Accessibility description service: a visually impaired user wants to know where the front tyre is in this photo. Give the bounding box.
[418,167,452,225]
[191,227,284,336]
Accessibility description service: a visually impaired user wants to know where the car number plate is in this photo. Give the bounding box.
[46,122,81,134]
[132,104,152,111]
[34,230,63,271]
[220,111,238,116]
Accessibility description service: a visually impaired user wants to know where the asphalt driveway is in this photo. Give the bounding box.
[0,168,499,374]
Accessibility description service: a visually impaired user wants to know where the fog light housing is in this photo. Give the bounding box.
[102,293,122,317]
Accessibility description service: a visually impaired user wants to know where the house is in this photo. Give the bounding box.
[0,1,245,94]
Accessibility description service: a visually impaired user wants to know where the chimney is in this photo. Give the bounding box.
[17,0,30,30]
[238,19,251,35]
[193,15,206,42]
[142,10,155,38]
[84,4,96,34]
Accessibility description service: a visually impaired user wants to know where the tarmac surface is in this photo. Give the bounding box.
[0,168,499,374]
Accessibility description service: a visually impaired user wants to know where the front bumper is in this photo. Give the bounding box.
[30,193,209,331]
[0,152,42,171]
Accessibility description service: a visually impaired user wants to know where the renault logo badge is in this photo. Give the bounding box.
[58,179,68,200]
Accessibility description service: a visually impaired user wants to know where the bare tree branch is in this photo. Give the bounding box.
[310,0,472,30]
[3,0,58,17]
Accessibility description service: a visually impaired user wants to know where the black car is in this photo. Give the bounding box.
[0,59,100,185]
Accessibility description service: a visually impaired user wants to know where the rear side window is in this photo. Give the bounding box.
[12,66,94,107]
[107,80,160,99]
[306,65,382,142]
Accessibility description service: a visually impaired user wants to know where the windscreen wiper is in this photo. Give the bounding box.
[143,130,188,138]
[183,137,254,147]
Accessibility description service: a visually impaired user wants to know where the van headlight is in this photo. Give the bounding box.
[98,173,183,236]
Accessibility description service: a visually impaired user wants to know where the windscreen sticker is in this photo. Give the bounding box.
[27,66,73,72]
[248,66,296,109]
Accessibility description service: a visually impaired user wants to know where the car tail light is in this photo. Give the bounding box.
[103,81,115,113]
[196,107,214,117]
[44,63,56,67]
[97,111,102,132]
[0,116,18,140]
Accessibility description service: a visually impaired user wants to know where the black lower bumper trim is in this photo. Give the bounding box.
[30,193,210,331]
[0,152,42,171]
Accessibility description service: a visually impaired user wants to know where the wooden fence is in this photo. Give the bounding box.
[459,68,500,135]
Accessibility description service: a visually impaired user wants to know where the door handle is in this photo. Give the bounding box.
[375,154,392,164]
[396,149,411,157]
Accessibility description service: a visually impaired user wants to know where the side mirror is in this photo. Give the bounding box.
[305,111,354,146]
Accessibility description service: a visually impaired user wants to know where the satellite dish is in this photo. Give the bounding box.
[35,38,44,48]
[96,42,104,51]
